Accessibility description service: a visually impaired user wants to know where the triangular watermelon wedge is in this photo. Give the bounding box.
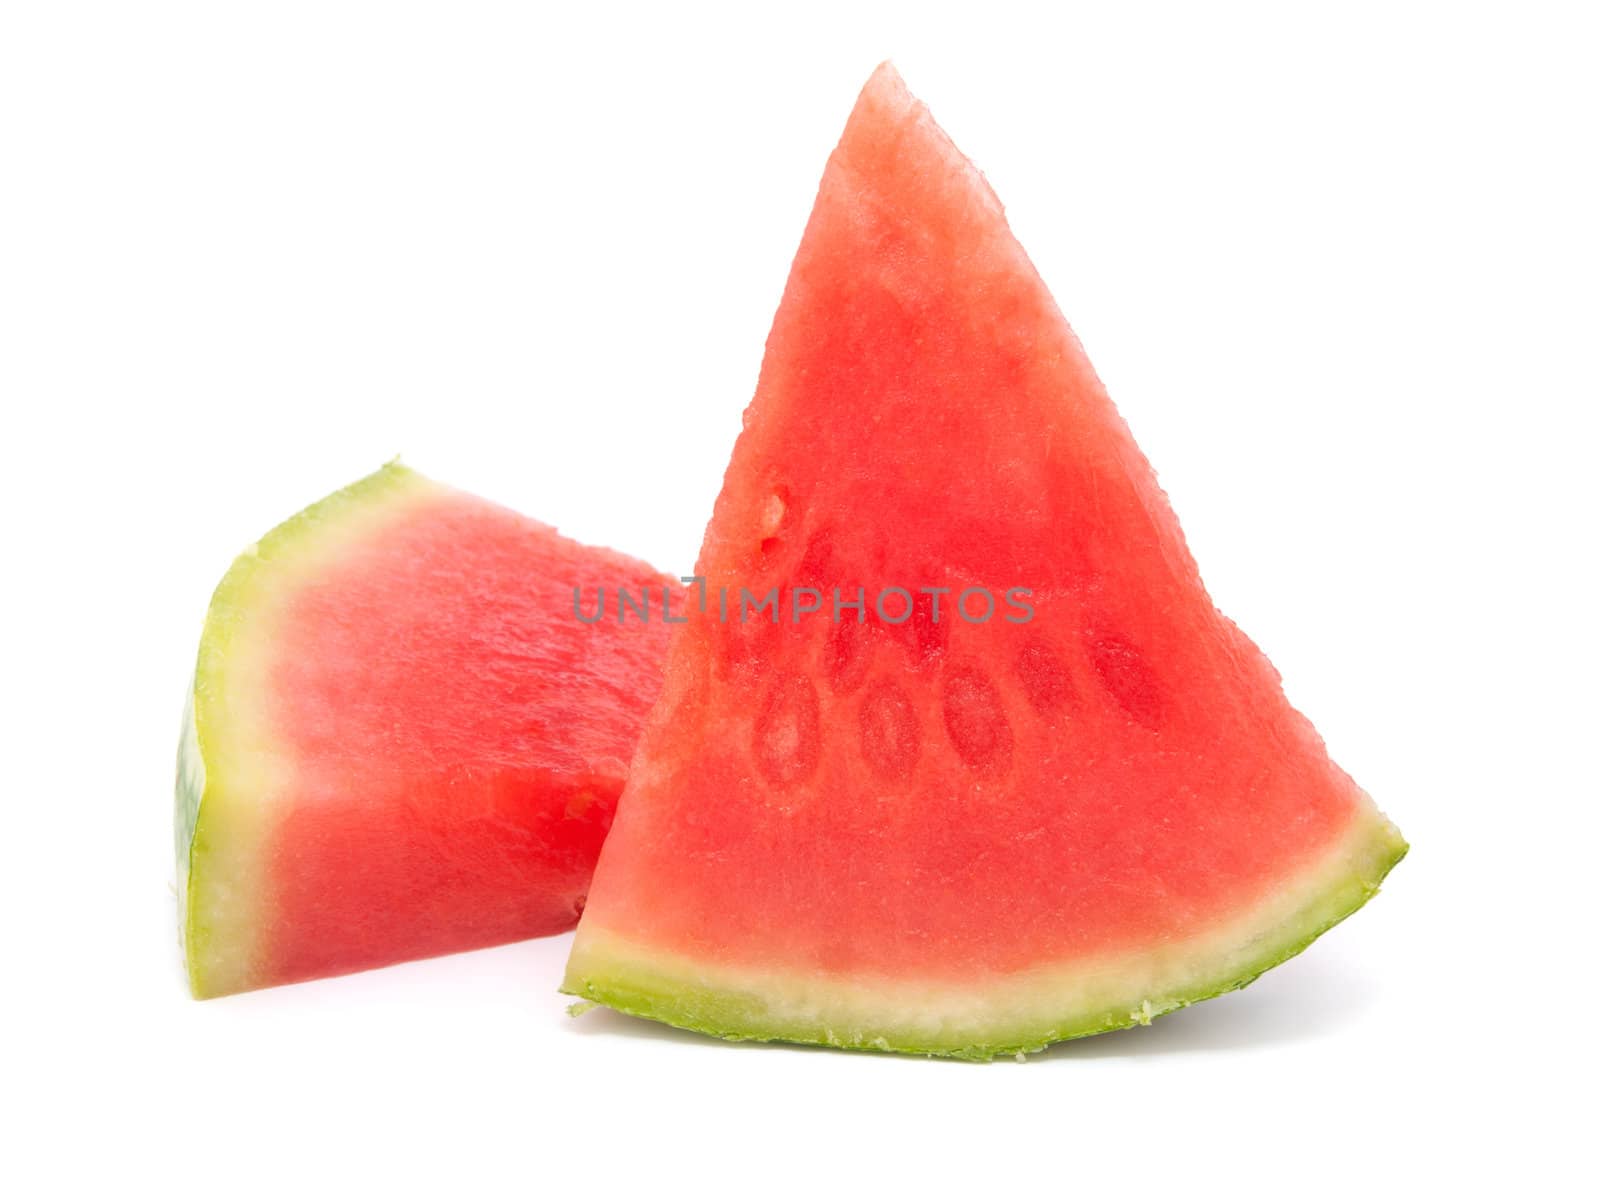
[179,464,671,997]
[562,65,1406,1058]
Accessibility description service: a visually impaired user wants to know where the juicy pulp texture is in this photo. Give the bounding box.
[562,65,1405,1057]
[178,464,671,998]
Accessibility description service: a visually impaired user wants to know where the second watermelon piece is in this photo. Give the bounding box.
[179,464,672,998]
[562,65,1406,1057]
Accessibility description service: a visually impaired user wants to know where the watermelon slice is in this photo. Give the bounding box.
[177,463,671,998]
[561,65,1406,1058]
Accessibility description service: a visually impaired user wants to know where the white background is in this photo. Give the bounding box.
[3,2,1596,1195]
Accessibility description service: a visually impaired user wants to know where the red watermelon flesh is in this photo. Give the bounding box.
[177,464,672,998]
[561,65,1406,1057]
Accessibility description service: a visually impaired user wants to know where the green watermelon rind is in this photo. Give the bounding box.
[561,809,1406,1060]
[177,461,442,998]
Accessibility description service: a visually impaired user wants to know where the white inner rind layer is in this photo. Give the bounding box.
[178,464,447,998]
[563,800,1406,1058]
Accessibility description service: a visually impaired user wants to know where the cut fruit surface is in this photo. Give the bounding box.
[178,463,671,998]
[561,65,1405,1058]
